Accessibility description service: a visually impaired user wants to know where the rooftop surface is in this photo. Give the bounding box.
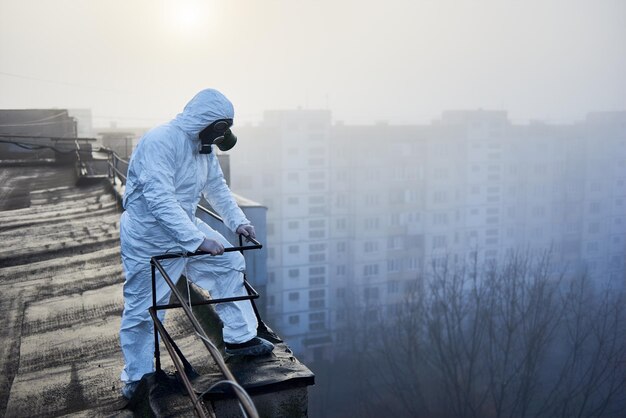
[0,160,313,417]
[0,162,128,417]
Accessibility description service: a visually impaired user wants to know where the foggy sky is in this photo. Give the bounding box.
[1,0,625,128]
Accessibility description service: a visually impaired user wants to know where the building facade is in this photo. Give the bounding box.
[229,110,626,362]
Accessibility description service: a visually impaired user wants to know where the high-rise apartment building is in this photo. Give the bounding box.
[230,109,626,362]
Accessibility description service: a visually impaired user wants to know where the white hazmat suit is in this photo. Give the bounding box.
[119,89,258,384]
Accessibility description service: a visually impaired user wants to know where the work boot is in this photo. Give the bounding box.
[225,337,274,356]
[121,380,140,399]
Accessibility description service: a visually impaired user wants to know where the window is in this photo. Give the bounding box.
[337,241,347,252]
[310,289,325,299]
[433,235,447,249]
[336,218,347,229]
[365,193,379,205]
[309,230,325,238]
[388,280,400,293]
[309,196,325,205]
[309,253,325,262]
[288,269,299,278]
[287,196,299,205]
[387,236,403,250]
[288,315,300,324]
[364,241,378,252]
[288,221,299,229]
[288,292,300,301]
[364,217,380,229]
[309,277,325,286]
[532,206,545,216]
[310,312,326,322]
[309,299,325,309]
[433,191,447,203]
[586,241,599,252]
[407,257,419,270]
[309,182,325,191]
[309,219,325,228]
[387,259,402,273]
[309,206,326,215]
[589,201,601,214]
[434,167,449,179]
[364,264,379,276]
[309,243,326,252]
[309,322,325,331]
[309,266,326,275]
[288,245,299,254]
[336,309,346,321]
[336,265,346,275]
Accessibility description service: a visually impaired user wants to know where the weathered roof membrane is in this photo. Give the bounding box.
[0,160,314,417]
[0,162,128,416]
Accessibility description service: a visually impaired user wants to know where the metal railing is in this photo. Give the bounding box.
[108,152,128,184]
[149,223,264,418]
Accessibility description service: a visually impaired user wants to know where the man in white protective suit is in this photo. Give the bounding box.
[119,89,274,399]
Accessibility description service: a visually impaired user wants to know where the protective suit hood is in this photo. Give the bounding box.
[172,89,235,137]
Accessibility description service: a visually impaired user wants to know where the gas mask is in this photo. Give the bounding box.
[198,118,238,154]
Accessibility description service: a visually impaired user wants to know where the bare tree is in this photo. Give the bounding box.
[317,252,626,418]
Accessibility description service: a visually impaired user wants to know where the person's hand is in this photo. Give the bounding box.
[236,224,256,240]
[198,238,225,256]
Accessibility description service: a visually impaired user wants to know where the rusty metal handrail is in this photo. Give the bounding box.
[149,308,208,418]
[150,239,262,418]
[107,152,128,185]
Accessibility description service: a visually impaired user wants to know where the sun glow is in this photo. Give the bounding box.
[176,6,199,27]
[161,0,212,39]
